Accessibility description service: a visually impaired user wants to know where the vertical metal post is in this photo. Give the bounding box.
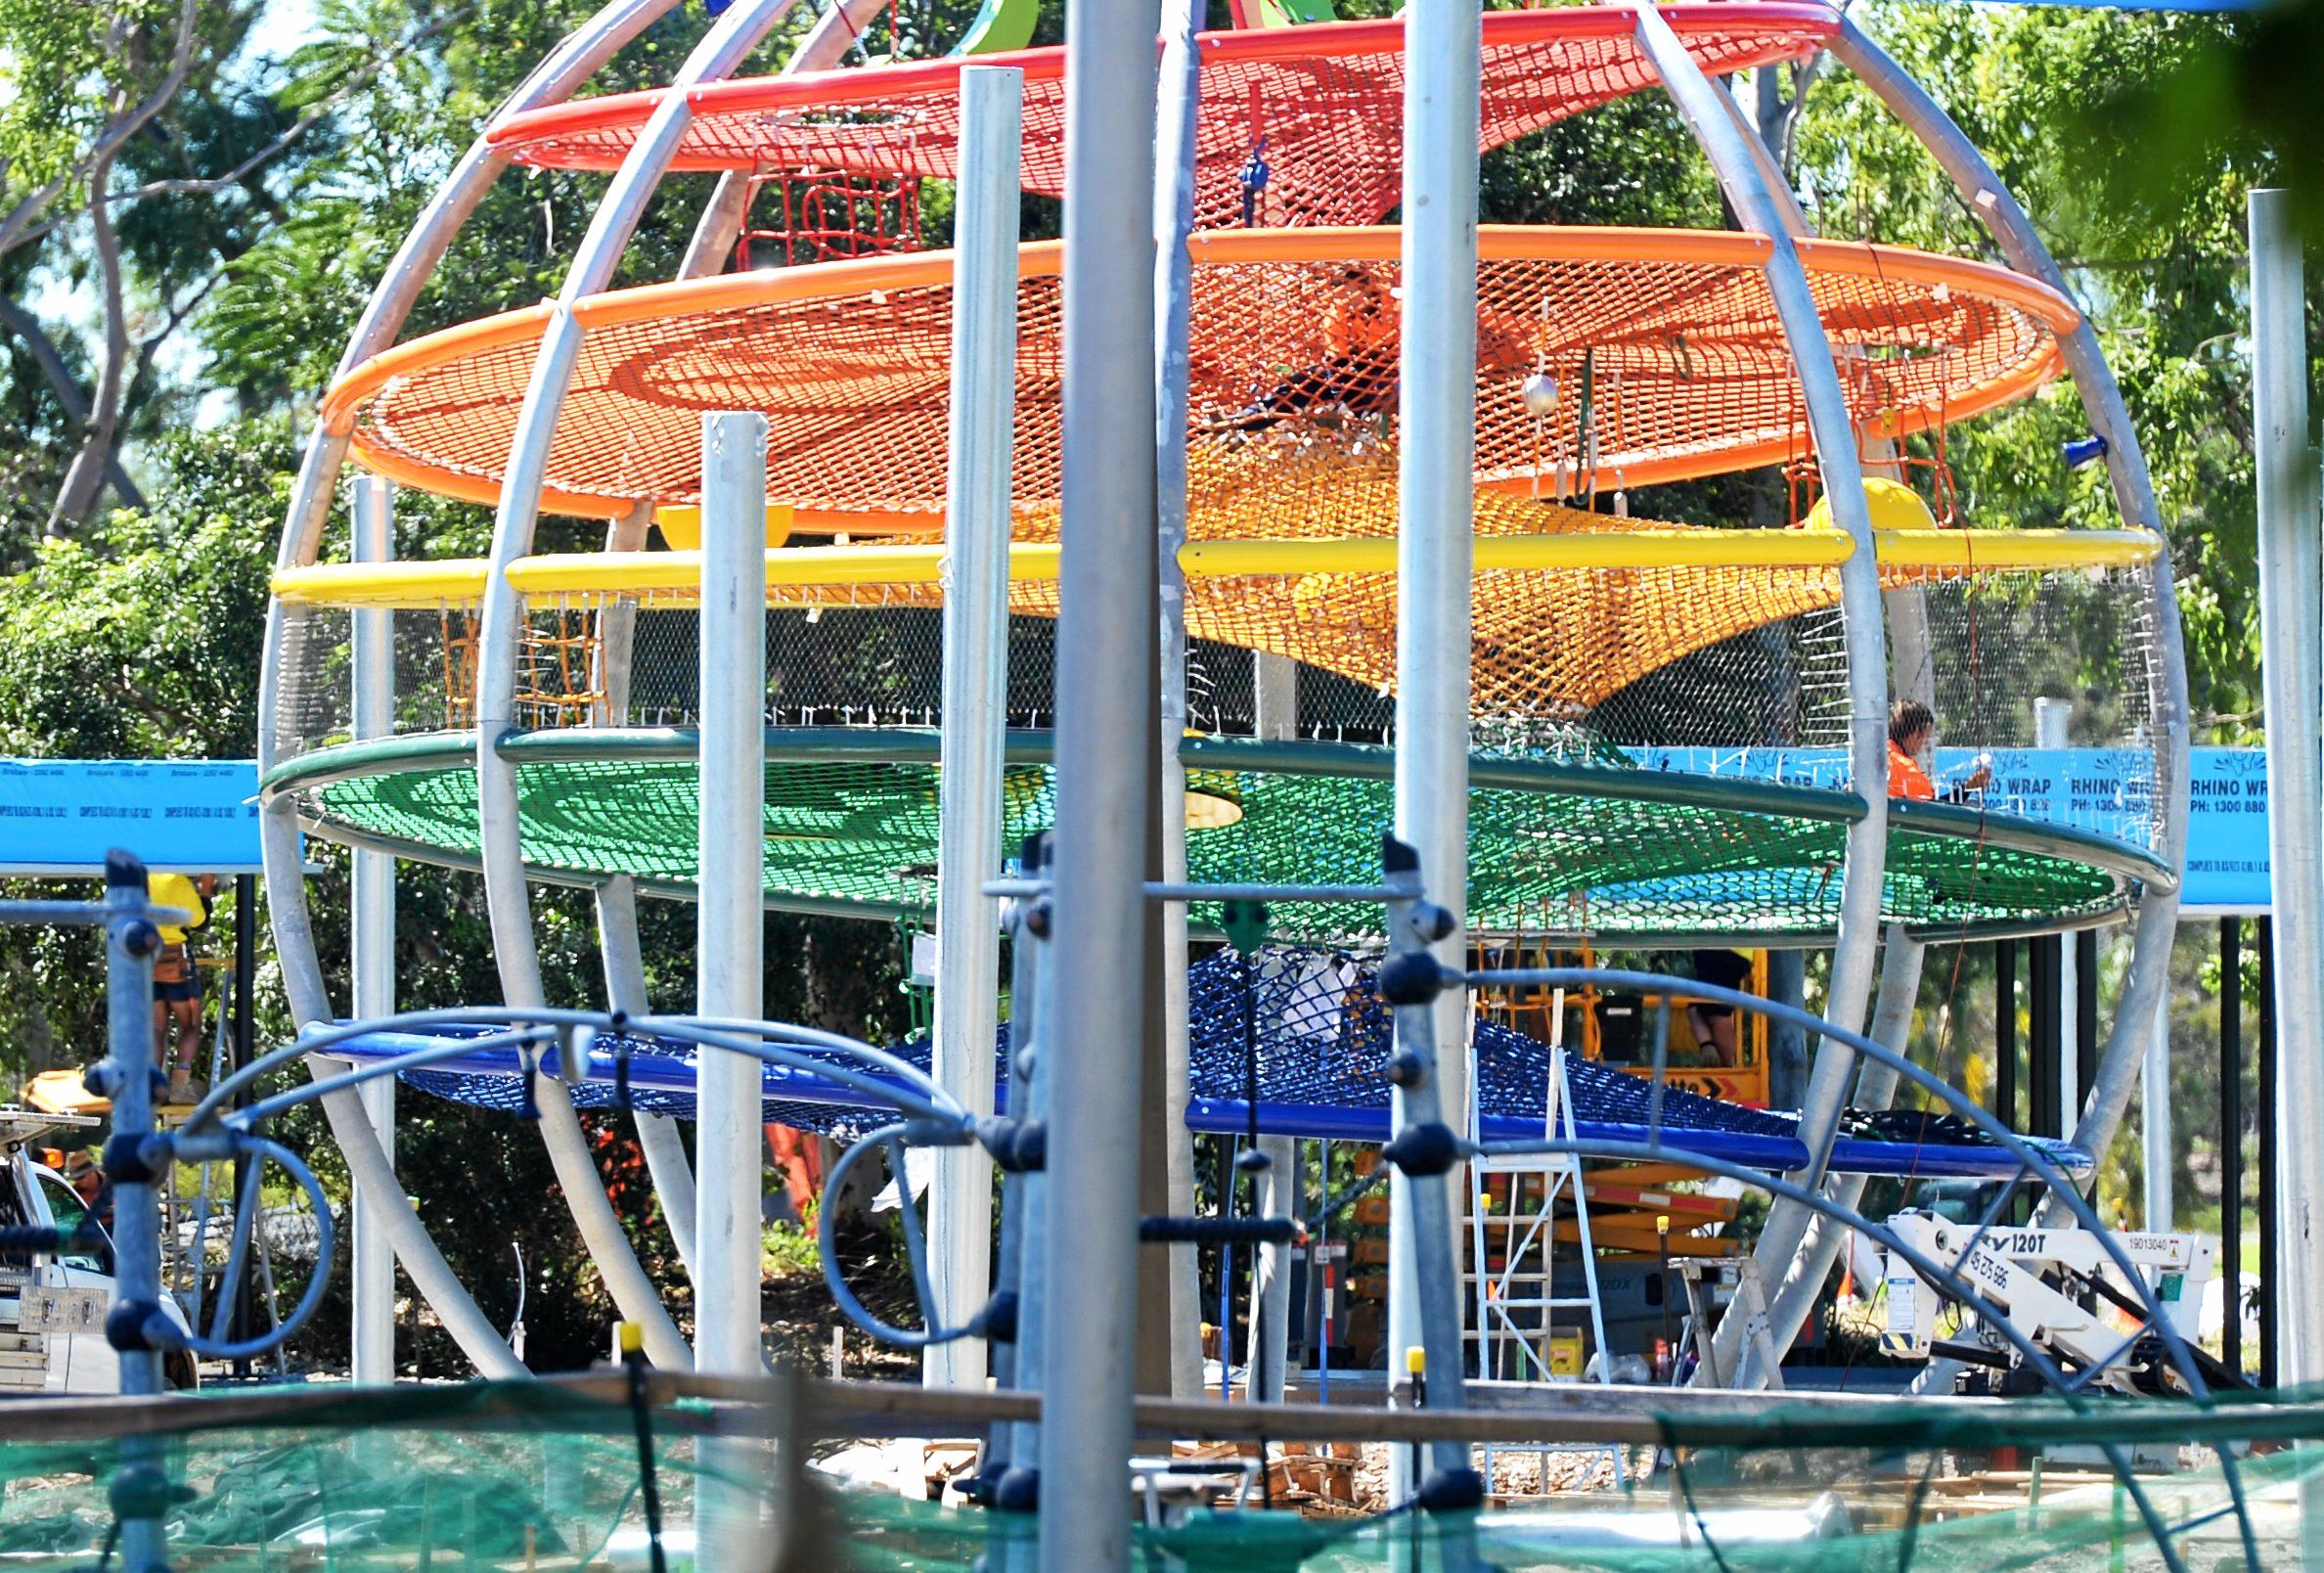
[1245,652,1299,1402]
[350,475,398,1387]
[1388,0,1480,1496]
[696,412,770,1380]
[1765,951,1808,1111]
[231,872,256,1366]
[2142,954,2172,1231]
[102,854,166,1569]
[1039,0,1159,1563]
[2034,698,2077,1131]
[2075,929,2099,1126]
[926,64,1023,1394]
[2251,187,2324,1392]
[2221,917,2244,1380]
[1995,939,2018,1133]
[1152,0,1205,1402]
[2029,937,2061,1142]
[2259,917,2279,1388]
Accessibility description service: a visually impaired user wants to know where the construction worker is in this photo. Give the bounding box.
[1205,265,1402,430]
[1888,698,1991,803]
[148,872,218,1104]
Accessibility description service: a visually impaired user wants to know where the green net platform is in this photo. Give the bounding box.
[263,729,2170,944]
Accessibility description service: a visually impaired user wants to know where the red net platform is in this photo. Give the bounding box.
[487,5,1841,232]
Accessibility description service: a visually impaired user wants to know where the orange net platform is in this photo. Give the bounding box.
[487,6,1840,232]
[325,227,2077,529]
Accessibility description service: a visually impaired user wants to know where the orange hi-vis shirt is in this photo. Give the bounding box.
[1323,285,1397,357]
[1888,740,1936,801]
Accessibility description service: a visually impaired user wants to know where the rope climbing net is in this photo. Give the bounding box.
[320,228,2076,527]
[484,6,1841,232]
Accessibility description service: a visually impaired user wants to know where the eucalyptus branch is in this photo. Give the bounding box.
[46,149,133,534]
[7,10,463,255]
[0,0,201,260]
[0,292,147,509]
[119,271,225,424]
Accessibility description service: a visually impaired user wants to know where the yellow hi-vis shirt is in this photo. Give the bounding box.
[147,873,207,945]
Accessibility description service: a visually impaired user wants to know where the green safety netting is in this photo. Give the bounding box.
[5,1377,2323,1571]
[272,730,2163,944]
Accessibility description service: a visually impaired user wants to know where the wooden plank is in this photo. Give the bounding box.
[1580,1182,1738,1222]
[1591,1162,1713,1187]
[1550,1220,1737,1257]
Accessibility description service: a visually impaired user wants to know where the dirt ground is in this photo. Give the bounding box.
[763,1217,922,1383]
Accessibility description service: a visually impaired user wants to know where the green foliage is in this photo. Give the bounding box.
[0,425,281,757]
[1800,5,2267,738]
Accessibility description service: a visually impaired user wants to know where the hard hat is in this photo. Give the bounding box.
[1802,475,1939,534]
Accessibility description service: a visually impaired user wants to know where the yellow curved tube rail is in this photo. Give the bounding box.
[271,526,2164,609]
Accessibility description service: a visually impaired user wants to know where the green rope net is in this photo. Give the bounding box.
[7,1379,2322,1571]
[285,733,2149,942]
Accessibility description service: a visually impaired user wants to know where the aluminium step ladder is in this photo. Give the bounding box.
[1464,993,1626,1494]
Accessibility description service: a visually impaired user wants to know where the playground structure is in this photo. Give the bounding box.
[189,0,2265,1565]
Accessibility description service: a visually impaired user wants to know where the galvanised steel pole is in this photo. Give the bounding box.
[1387,0,1481,1503]
[2249,188,2324,1391]
[102,853,167,1571]
[1037,0,1160,1562]
[927,64,1023,1393]
[2035,697,2079,1136]
[1245,652,1299,1403]
[696,411,772,1383]
[2144,1000,2173,1230]
[1152,0,1205,1401]
[349,475,398,1387]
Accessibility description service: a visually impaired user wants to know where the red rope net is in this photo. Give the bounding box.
[488,5,1839,231]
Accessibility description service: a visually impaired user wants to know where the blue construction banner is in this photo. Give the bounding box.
[0,759,263,876]
[1627,745,2270,912]
[2181,747,2270,912]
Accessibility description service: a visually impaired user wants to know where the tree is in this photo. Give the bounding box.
[0,0,448,544]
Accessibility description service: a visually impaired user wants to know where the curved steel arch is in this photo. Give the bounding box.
[1826,16,2193,1225]
[1632,5,1893,1391]
[256,0,688,1379]
[467,0,830,1372]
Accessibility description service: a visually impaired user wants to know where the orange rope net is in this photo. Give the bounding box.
[328,227,2076,530]
[488,6,1839,232]
[517,446,2000,717]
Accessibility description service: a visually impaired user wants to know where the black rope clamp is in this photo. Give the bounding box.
[611,1039,636,1113]
[103,1131,164,1185]
[108,1462,191,1519]
[992,1464,1040,1513]
[978,1116,1046,1173]
[1418,1466,1486,1513]
[1138,1214,1301,1246]
[972,1288,1019,1344]
[105,1298,170,1354]
[1382,1121,1461,1178]
[1378,952,1445,1006]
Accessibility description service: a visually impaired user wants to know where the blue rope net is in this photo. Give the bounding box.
[364,947,2088,1176]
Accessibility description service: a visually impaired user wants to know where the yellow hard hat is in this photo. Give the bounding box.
[1802,476,1939,534]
